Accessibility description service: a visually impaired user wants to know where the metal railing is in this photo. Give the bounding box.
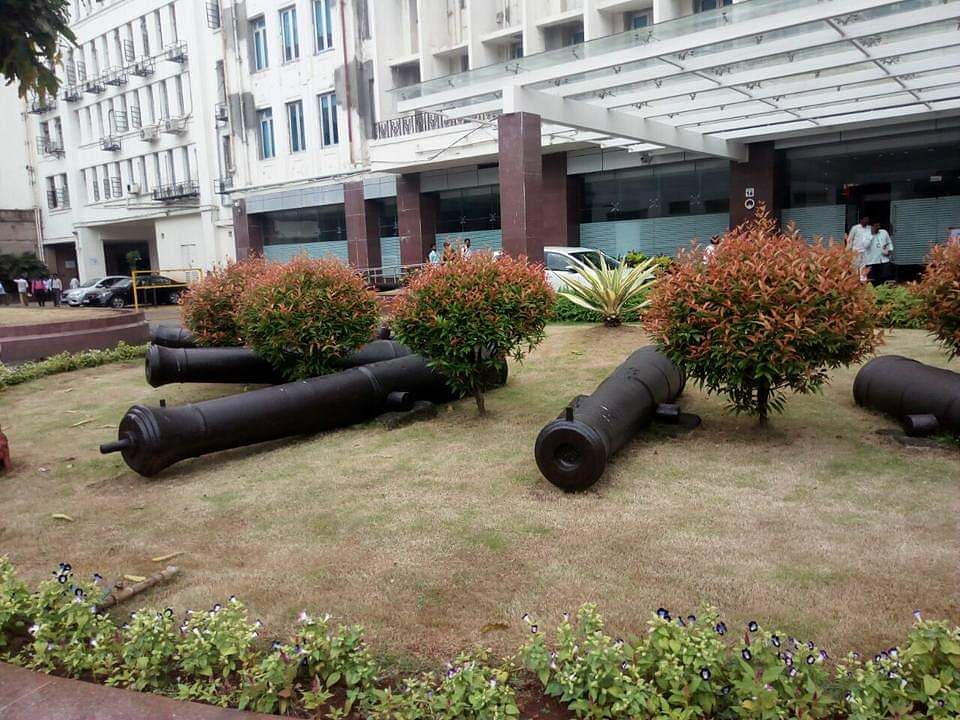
[37,137,65,157]
[152,181,200,202]
[131,268,202,311]
[358,262,426,289]
[373,110,499,140]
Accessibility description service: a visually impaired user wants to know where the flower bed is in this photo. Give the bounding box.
[2,558,957,718]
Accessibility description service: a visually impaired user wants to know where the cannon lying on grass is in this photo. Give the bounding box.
[102,354,494,477]
[853,355,960,437]
[150,325,198,348]
[145,340,412,387]
[535,346,689,492]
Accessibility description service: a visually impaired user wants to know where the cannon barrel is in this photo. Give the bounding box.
[145,340,412,387]
[150,325,198,348]
[103,353,464,476]
[535,346,685,492]
[853,355,960,436]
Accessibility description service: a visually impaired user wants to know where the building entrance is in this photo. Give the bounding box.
[844,182,891,231]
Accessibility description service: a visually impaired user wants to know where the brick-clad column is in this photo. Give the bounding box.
[344,181,382,269]
[541,153,581,247]
[498,112,543,263]
[729,141,781,229]
[232,199,263,258]
[397,173,437,266]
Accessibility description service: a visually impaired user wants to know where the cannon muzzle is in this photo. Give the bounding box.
[535,347,685,491]
[150,325,198,348]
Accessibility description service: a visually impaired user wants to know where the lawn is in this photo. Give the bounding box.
[0,306,110,326]
[0,325,957,669]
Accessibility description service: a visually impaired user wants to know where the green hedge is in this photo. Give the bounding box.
[2,557,957,718]
[0,342,147,390]
[552,295,646,324]
[873,284,926,330]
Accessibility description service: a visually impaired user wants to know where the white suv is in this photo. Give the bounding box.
[543,246,620,291]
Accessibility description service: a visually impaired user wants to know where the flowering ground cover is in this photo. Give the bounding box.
[0,324,956,671]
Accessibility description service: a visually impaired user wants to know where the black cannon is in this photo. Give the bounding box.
[150,325,198,348]
[853,355,960,436]
[535,346,687,491]
[102,354,470,477]
[145,340,412,387]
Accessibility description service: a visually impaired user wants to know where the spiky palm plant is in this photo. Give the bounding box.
[557,255,659,327]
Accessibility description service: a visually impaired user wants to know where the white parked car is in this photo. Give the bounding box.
[543,246,620,291]
[63,276,129,306]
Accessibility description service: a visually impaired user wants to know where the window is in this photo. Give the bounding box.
[318,92,338,146]
[140,16,150,55]
[59,175,70,208]
[627,11,649,29]
[174,75,185,115]
[154,10,164,48]
[257,107,275,158]
[280,6,299,63]
[313,0,333,52]
[251,16,268,71]
[158,80,170,119]
[286,100,306,152]
[91,169,101,201]
[695,0,732,11]
[46,177,58,209]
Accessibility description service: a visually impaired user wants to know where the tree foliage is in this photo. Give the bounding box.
[236,256,380,380]
[0,0,75,99]
[645,210,881,424]
[0,252,48,291]
[392,254,555,414]
[913,241,960,358]
[181,257,268,347]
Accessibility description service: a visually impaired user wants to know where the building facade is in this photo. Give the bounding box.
[6,0,960,283]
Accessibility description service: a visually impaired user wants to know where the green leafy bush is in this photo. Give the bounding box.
[872,284,925,329]
[181,258,267,346]
[623,251,673,274]
[557,255,658,327]
[392,254,555,414]
[0,342,147,390]
[237,256,381,380]
[1,558,958,719]
[914,241,960,357]
[645,211,881,424]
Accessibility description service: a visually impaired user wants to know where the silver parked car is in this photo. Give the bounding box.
[543,246,620,291]
[63,276,129,306]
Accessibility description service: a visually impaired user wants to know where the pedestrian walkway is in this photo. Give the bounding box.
[0,663,273,720]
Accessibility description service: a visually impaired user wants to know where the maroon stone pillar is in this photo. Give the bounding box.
[498,112,544,263]
[729,141,780,229]
[541,153,581,247]
[345,181,382,269]
[397,174,437,266]
[232,199,263,258]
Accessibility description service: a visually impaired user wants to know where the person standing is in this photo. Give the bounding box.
[460,237,472,259]
[32,277,47,307]
[69,276,80,290]
[428,243,440,265]
[0,281,6,305]
[51,274,63,307]
[441,239,456,263]
[703,234,721,262]
[14,276,29,306]
[870,222,894,284]
[846,215,872,282]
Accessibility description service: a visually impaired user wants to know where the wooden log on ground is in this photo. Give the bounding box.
[96,565,179,610]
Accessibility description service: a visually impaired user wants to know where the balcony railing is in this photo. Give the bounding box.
[214,176,233,194]
[164,42,188,63]
[101,136,121,152]
[28,96,56,114]
[373,110,499,140]
[152,181,200,202]
[36,137,65,157]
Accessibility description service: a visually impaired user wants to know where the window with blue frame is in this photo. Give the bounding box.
[318,92,339,146]
[279,6,299,62]
[286,100,305,153]
[257,107,275,159]
[313,0,334,51]
[250,16,268,71]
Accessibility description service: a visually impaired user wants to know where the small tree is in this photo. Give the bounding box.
[913,241,960,358]
[181,257,267,347]
[392,253,555,414]
[125,250,142,272]
[645,210,881,425]
[237,256,380,380]
[1,0,75,99]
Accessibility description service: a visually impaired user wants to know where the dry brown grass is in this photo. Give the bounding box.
[0,325,957,667]
[0,306,112,326]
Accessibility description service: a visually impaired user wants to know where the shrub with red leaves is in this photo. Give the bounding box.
[645,210,881,424]
[181,257,268,347]
[913,241,960,358]
[236,256,380,380]
[392,254,555,414]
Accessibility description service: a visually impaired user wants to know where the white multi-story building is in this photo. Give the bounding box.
[7,0,960,284]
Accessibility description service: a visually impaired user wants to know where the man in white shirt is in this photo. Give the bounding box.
[14,276,29,306]
[846,215,872,281]
[865,222,894,284]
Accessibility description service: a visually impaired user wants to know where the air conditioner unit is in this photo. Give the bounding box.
[140,125,160,141]
[127,183,142,196]
[162,117,187,134]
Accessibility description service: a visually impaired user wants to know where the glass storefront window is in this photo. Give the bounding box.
[259,205,346,245]
[437,186,501,233]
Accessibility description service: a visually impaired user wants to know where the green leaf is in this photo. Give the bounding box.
[923,674,941,695]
